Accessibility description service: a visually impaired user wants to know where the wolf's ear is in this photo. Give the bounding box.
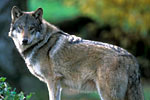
[11,6,23,21]
[32,8,43,20]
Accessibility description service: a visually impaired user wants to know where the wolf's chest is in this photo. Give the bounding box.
[25,57,45,81]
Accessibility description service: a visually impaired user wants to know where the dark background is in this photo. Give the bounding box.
[0,0,150,100]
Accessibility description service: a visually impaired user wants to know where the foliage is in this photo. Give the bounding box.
[63,0,150,36]
[0,77,32,100]
[28,0,79,23]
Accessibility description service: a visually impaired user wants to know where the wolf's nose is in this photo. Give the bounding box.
[22,38,28,45]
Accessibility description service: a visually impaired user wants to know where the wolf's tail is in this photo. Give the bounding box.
[126,62,144,100]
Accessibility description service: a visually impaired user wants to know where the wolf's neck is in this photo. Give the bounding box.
[22,30,63,61]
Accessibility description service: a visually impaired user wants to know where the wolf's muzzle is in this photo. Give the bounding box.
[22,38,28,45]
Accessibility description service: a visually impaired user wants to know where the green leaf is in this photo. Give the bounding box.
[0,77,6,82]
[26,93,32,100]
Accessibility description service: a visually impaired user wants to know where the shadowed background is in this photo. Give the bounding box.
[0,0,150,100]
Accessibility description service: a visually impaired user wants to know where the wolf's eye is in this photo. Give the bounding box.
[29,26,35,31]
[18,25,23,30]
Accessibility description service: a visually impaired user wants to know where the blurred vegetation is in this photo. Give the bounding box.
[63,0,150,36]
[0,77,32,100]
[28,0,80,23]
[28,0,150,35]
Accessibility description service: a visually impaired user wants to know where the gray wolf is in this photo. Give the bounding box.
[9,6,144,100]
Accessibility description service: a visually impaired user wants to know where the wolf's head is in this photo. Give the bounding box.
[9,6,44,53]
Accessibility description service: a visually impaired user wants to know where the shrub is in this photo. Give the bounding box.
[0,77,32,100]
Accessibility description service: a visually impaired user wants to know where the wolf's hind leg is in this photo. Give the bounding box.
[95,68,128,100]
[96,80,128,100]
[95,81,111,100]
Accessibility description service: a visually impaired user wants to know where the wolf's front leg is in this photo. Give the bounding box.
[46,79,62,100]
[56,82,62,100]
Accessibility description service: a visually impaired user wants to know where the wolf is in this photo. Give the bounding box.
[9,6,144,100]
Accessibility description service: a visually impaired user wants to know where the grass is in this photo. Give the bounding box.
[62,85,150,100]
[143,84,150,100]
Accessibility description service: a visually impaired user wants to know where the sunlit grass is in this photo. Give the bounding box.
[62,92,99,100]
[62,86,150,100]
